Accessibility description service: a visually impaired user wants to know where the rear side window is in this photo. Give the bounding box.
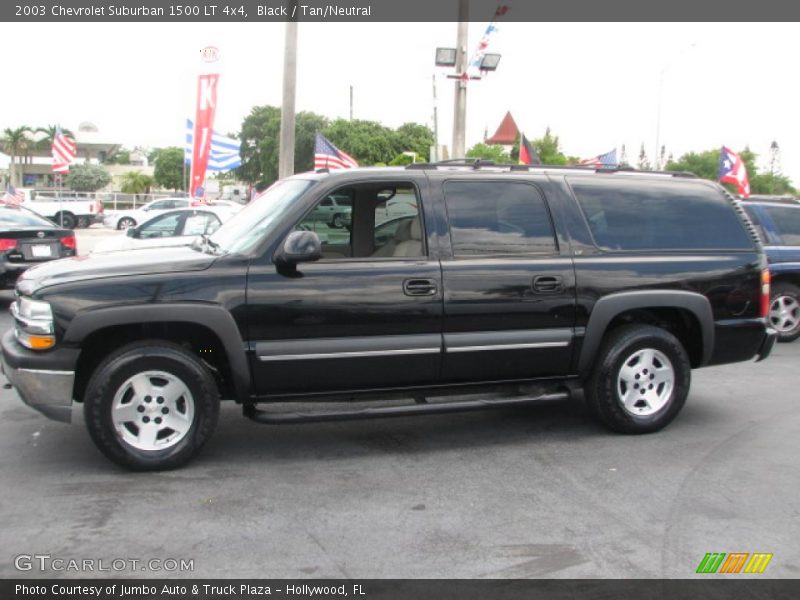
[571,179,753,251]
[443,181,557,256]
[761,205,800,246]
[741,205,768,244]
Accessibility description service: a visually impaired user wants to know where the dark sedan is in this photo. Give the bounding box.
[0,203,77,288]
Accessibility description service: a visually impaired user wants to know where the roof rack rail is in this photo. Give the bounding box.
[405,160,698,178]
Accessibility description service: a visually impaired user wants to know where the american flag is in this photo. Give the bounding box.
[579,149,618,167]
[314,132,358,170]
[2,184,24,204]
[52,126,76,173]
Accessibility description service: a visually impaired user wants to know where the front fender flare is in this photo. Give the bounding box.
[64,303,251,401]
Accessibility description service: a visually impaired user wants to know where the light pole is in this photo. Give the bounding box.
[654,42,697,170]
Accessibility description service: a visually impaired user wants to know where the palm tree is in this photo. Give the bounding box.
[119,171,154,204]
[1,126,33,187]
[35,125,75,152]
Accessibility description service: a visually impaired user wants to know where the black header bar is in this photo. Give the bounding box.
[3,0,800,22]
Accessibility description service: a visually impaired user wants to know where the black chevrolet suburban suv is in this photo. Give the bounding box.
[1,163,777,470]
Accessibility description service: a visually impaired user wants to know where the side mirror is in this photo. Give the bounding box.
[126,227,136,238]
[275,230,322,268]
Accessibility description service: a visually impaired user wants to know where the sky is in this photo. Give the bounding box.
[1,20,798,184]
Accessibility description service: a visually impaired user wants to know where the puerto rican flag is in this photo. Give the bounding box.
[719,146,750,197]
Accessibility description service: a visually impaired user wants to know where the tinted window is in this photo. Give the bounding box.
[571,179,753,251]
[182,212,220,236]
[444,181,556,256]
[762,205,800,246]
[140,213,182,238]
[0,208,54,228]
[741,205,768,243]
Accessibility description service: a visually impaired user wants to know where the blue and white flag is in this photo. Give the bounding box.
[185,119,242,172]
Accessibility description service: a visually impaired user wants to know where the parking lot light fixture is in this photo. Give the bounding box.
[435,47,458,67]
[479,53,502,72]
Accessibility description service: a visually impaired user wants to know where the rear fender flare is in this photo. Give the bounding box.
[579,290,714,375]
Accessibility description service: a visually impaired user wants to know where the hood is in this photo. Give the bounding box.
[18,245,217,294]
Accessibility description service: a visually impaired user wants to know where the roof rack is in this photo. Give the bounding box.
[739,194,799,205]
[405,160,697,178]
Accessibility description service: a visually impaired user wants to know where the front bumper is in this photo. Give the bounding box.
[1,330,78,422]
[756,327,778,362]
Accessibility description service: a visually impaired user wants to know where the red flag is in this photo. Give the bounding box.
[518,134,541,165]
[719,146,750,197]
[189,73,220,198]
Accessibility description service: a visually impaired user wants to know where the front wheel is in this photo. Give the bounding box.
[331,213,344,229]
[584,324,691,434]
[83,341,220,470]
[769,282,800,342]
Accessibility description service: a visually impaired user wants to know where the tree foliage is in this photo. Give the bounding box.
[64,163,111,192]
[119,171,154,195]
[1,126,32,186]
[532,127,569,165]
[104,149,131,165]
[237,107,434,187]
[238,106,329,188]
[466,143,510,163]
[153,147,185,190]
[666,147,796,195]
[324,119,398,166]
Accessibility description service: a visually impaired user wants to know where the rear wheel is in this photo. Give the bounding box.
[76,216,90,228]
[584,324,691,434]
[54,212,76,229]
[331,213,344,229]
[117,217,136,230]
[83,340,220,470]
[769,282,800,342]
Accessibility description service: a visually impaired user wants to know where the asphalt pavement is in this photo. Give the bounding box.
[0,236,798,579]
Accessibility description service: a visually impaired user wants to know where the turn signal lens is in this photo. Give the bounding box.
[15,330,56,350]
[760,269,771,319]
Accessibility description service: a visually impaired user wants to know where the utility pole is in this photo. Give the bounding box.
[278,2,298,180]
[451,0,468,159]
[432,74,439,162]
[349,85,354,121]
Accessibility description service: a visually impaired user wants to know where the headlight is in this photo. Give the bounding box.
[18,297,53,323]
[12,297,55,350]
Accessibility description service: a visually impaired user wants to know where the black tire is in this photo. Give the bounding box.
[768,282,800,343]
[117,217,136,230]
[331,213,344,229]
[584,324,691,434]
[55,212,76,229]
[83,340,220,471]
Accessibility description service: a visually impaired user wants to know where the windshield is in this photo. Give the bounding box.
[209,179,315,254]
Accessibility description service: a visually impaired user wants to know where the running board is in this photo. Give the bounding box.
[243,391,570,424]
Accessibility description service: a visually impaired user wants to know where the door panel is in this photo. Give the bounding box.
[438,179,576,382]
[247,260,443,395]
[441,257,576,381]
